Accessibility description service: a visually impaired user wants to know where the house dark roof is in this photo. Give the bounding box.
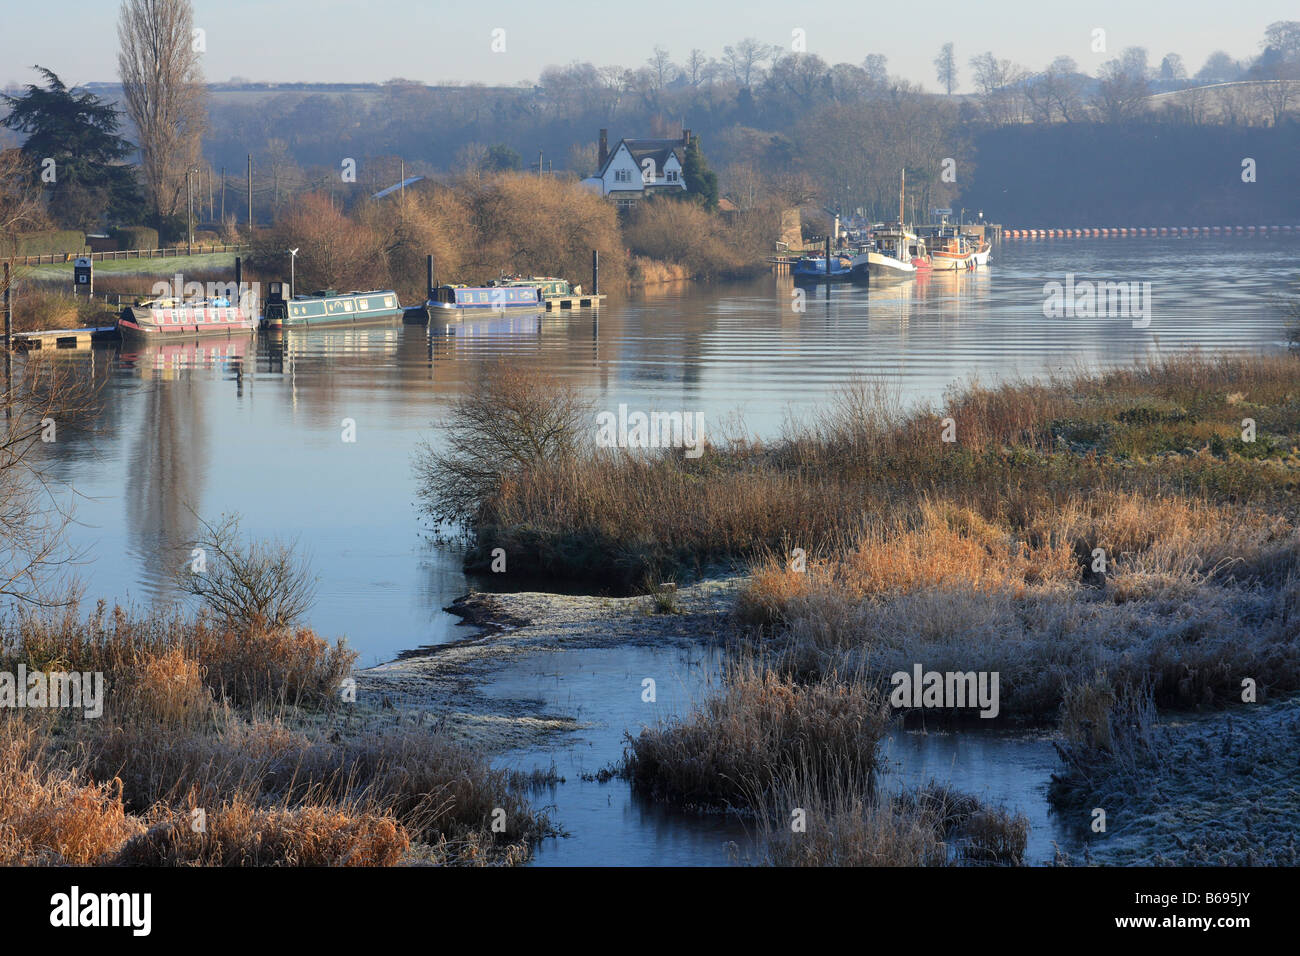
[597,137,686,178]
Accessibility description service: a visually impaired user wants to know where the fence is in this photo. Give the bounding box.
[9,243,250,267]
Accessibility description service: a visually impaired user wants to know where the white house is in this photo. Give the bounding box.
[580,129,690,208]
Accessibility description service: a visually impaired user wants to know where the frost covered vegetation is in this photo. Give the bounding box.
[0,605,550,866]
[427,351,1300,864]
[0,524,550,867]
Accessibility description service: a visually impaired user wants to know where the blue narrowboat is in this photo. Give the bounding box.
[426,283,543,315]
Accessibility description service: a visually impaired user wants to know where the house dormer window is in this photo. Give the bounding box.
[666,170,679,182]
[614,169,632,183]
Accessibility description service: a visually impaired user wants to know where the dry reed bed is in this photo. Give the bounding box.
[0,606,549,866]
[472,354,1300,587]
[599,355,1299,861]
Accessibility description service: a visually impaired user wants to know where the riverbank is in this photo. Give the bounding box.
[421,349,1300,864]
[357,578,741,753]
[0,608,551,866]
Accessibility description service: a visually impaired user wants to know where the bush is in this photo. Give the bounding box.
[110,225,159,250]
[414,363,590,527]
[178,513,317,633]
[4,229,85,257]
[624,199,749,279]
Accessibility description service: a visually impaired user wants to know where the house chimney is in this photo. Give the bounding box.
[598,129,608,169]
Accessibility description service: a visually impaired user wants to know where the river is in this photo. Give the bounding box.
[17,234,1298,864]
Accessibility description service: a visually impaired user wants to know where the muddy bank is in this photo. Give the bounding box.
[357,579,741,753]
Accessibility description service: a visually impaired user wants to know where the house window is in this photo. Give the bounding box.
[614,169,632,183]
[666,170,679,182]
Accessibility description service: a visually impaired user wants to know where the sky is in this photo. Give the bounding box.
[0,0,1293,90]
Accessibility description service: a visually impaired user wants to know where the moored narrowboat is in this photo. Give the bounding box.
[488,275,581,299]
[262,283,403,329]
[117,296,256,341]
[426,283,543,315]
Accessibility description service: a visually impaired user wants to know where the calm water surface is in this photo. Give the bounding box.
[18,236,1297,864]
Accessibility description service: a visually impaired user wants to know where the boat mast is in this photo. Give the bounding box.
[899,169,905,229]
[899,169,907,262]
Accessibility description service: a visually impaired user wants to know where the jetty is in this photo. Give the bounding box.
[542,292,604,310]
[13,326,118,350]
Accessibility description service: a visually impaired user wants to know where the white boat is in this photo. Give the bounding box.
[850,172,933,280]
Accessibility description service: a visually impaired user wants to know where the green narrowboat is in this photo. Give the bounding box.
[262,282,403,329]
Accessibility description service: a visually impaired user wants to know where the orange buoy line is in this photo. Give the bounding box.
[1003,225,1294,238]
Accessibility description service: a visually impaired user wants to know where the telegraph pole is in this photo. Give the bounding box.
[247,154,253,231]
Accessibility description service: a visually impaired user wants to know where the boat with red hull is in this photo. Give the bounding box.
[117,297,257,341]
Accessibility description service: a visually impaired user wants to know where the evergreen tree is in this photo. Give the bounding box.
[682,136,718,210]
[1,66,143,229]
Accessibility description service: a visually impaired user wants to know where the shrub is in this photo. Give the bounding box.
[178,513,317,633]
[414,362,591,527]
[110,225,159,250]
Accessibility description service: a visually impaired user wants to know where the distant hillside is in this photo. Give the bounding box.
[963,122,1300,226]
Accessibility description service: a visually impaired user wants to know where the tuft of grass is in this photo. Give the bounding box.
[113,797,409,867]
[624,661,890,811]
[0,725,143,865]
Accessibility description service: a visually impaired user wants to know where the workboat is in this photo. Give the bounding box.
[849,173,932,280]
[851,225,931,280]
[262,283,403,329]
[117,295,256,340]
[426,283,543,314]
[792,253,855,281]
[927,226,979,271]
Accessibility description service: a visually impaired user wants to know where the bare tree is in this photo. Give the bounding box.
[0,147,47,251]
[934,43,958,95]
[862,54,889,87]
[117,0,207,228]
[413,363,591,527]
[969,52,1027,124]
[1094,47,1152,122]
[178,512,316,631]
[723,38,776,89]
[647,46,678,90]
[684,49,708,87]
[1159,53,1187,83]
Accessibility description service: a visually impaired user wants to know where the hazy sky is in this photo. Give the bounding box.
[1,0,1292,89]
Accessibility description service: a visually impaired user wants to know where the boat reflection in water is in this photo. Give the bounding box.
[116,334,250,379]
[428,310,545,339]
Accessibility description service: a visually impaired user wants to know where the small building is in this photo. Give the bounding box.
[580,129,690,208]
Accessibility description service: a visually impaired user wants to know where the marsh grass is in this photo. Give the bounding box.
[464,354,1300,590]
[0,603,549,866]
[623,660,890,811]
[748,773,1030,867]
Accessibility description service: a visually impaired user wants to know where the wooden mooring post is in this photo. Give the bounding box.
[591,249,599,296]
[3,262,12,353]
